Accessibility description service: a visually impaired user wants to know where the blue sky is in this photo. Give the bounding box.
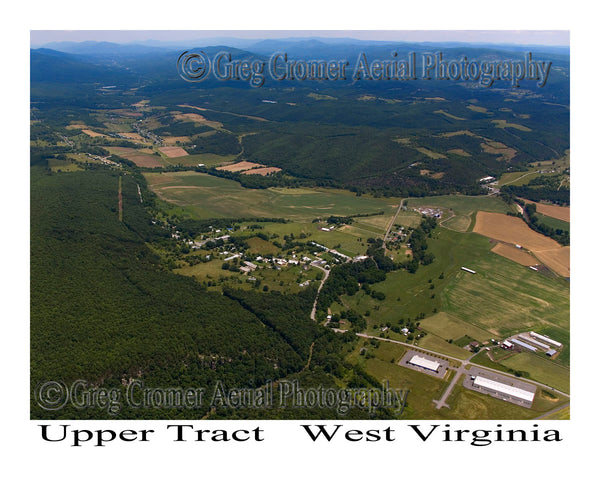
[30,30,569,47]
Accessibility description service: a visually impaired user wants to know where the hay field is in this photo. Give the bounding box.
[530,201,570,222]
[217,161,264,172]
[491,119,532,131]
[82,129,105,137]
[159,146,188,158]
[473,212,569,276]
[107,146,163,168]
[447,148,470,156]
[491,243,538,266]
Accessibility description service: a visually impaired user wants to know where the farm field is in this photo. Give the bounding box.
[419,312,494,343]
[217,161,264,172]
[415,333,473,360]
[499,352,570,393]
[473,211,569,277]
[339,225,569,351]
[144,171,401,222]
[442,243,569,338]
[159,146,188,158]
[491,243,538,266]
[498,169,541,186]
[106,146,163,168]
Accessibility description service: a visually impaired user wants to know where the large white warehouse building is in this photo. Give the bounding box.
[473,376,535,403]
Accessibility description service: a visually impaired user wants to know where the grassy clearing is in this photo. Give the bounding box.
[48,158,83,172]
[492,119,532,131]
[353,339,452,419]
[442,214,472,232]
[416,334,472,360]
[536,213,570,232]
[499,352,570,393]
[419,312,493,343]
[498,169,540,187]
[145,171,401,222]
[245,237,280,256]
[392,210,424,228]
[542,405,570,420]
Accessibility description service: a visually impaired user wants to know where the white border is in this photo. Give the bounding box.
[4,0,597,476]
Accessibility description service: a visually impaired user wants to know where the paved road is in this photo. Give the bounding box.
[383,199,406,255]
[356,333,570,400]
[534,402,570,420]
[310,263,330,321]
[432,350,480,409]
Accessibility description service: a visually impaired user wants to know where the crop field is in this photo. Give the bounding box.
[491,119,532,131]
[216,161,264,172]
[159,146,188,158]
[338,225,568,356]
[442,241,569,337]
[144,172,401,222]
[473,211,569,276]
[106,146,163,168]
[491,243,538,266]
[82,129,105,137]
[534,202,570,222]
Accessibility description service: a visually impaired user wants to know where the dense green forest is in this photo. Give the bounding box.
[30,167,395,419]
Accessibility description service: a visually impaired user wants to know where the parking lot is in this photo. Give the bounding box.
[463,366,537,408]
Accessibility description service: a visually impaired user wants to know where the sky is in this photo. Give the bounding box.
[30,30,570,47]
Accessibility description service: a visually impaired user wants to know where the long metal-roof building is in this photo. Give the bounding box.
[473,376,535,403]
[408,355,441,372]
[511,338,537,352]
[518,334,549,349]
[530,331,562,347]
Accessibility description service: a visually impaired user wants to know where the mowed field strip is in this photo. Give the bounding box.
[144,171,401,222]
[473,211,569,277]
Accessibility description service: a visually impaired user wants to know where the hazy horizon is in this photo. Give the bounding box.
[30,30,570,48]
